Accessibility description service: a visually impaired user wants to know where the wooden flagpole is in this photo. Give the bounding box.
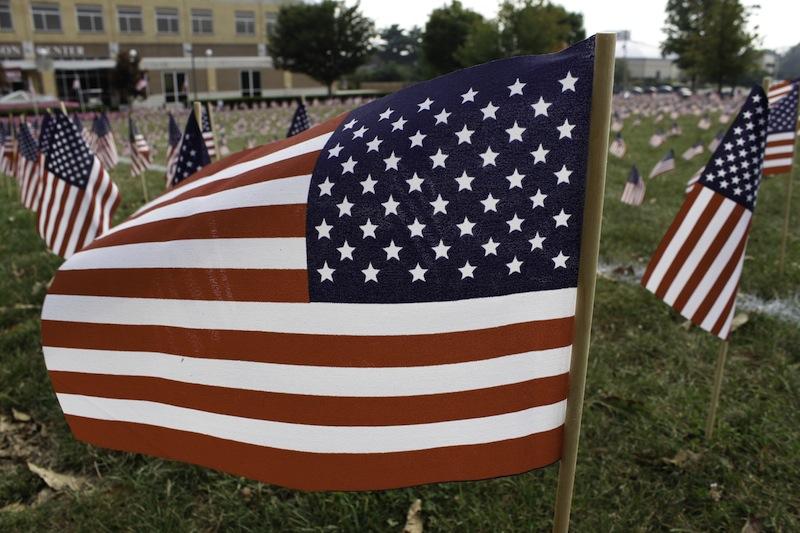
[704,339,729,439]
[552,32,616,533]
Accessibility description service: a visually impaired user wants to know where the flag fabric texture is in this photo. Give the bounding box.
[28,114,54,217]
[200,106,217,159]
[287,101,312,137]
[621,165,645,206]
[17,122,40,209]
[763,79,798,176]
[90,113,119,170]
[609,132,626,158]
[642,87,768,339]
[40,36,600,491]
[165,113,183,186]
[686,165,704,193]
[128,117,152,177]
[168,109,211,188]
[649,149,675,178]
[35,112,120,259]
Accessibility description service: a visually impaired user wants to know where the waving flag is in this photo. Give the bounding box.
[168,107,211,188]
[17,122,40,209]
[708,130,724,152]
[649,129,665,148]
[41,37,601,491]
[763,80,798,176]
[649,149,675,178]
[682,141,704,161]
[29,114,54,218]
[1,123,16,176]
[287,101,311,137]
[35,112,120,258]
[128,117,152,177]
[165,113,182,186]
[609,132,626,158]
[621,165,645,206]
[642,87,768,339]
[90,113,119,170]
[200,105,217,159]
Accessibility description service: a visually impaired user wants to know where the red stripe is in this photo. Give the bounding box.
[41,317,575,367]
[64,416,563,491]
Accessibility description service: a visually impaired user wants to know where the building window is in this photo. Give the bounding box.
[265,12,278,40]
[162,71,188,104]
[117,6,142,33]
[156,7,179,34]
[235,11,254,35]
[240,70,261,98]
[0,1,13,31]
[191,9,213,35]
[32,3,61,32]
[76,5,103,33]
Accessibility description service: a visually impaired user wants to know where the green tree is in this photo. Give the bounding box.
[270,0,374,96]
[497,0,585,56]
[421,1,484,76]
[110,50,141,105]
[777,43,800,80]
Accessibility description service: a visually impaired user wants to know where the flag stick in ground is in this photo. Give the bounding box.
[552,32,616,533]
[705,340,729,439]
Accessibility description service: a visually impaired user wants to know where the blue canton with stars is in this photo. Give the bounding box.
[699,86,768,212]
[767,82,799,136]
[17,122,38,162]
[307,37,596,303]
[45,113,96,190]
[171,110,211,187]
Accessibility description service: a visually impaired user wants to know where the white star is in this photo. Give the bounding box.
[480,146,499,167]
[531,144,549,164]
[366,136,382,152]
[554,165,573,184]
[317,261,335,282]
[505,121,526,142]
[391,116,407,131]
[507,213,524,232]
[417,97,434,112]
[506,256,523,274]
[341,156,357,174]
[362,263,380,282]
[481,193,499,212]
[506,168,525,189]
[430,148,448,168]
[327,143,343,158]
[481,101,499,120]
[382,195,400,216]
[529,232,546,251]
[409,263,428,282]
[461,87,478,103]
[408,218,426,238]
[531,96,552,117]
[337,240,355,260]
[383,240,402,260]
[352,125,368,139]
[378,108,393,121]
[434,108,451,125]
[316,219,332,239]
[552,251,569,269]
[383,151,401,170]
[360,174,377,194]
[337,196,354,217]
[559,71,578,92]
[360,218,378,238]
[553,209,571,227]
[455,125,474,144]
[407,172,424,192]
[430,194,449,214]
[530,189,547,209]
[508,78,526,96]
[455,170,475,191]
[343,119,357,130]
[319,177,334,196]
[557,118,575,139]
[409,130,427,148]
[432,239,451,259]
[482,237,500,256]
[459,261,476,279]
[457,216,475,236]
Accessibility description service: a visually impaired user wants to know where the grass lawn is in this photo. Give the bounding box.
[1,114,798,532]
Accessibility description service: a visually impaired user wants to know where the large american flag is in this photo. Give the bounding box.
[128,116,152,177]
[17,121,40,210]
[41,37,598,490]
[763,79,798,176]
[35,112,121,259]
[642,87,768,339]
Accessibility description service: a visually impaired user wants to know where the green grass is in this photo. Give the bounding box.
[1,116,798,532]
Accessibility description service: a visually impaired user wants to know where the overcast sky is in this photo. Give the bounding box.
[353,0,795,52]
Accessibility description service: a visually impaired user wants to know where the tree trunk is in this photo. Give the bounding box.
[326,82,333,98]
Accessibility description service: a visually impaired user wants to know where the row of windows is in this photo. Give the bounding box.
[0,2,277,37]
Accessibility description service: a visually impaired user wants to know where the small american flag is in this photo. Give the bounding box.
[35,112,121,258]
[169,108,211,188]
[762,80,798,176]
[29,114,54,220]
[90,113,119,170]
[165,113,182,186]
[287,101,311,137]
[620,164,645,206]
[17,121,40,210]
[200,105,217,159]
[649,129,665,148]
[128,117,152,177]
[649,149,675,178]
[682,140,704,161]
[0,123,16,176]
[41,36,600,491]
[609,132,626,158]
[642,87,768,339]
[708,130,724,152]
[698,114,711,130]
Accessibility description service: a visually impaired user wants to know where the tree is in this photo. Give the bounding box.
[270,0,374,96]
[777,43,800,80]
[662,0,760,91]
[110,50,141,105]
[497,0,585,56]
[356,25,423,82]
[421,1,484,76]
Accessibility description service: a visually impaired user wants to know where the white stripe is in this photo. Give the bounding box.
[765,145,794,155]
[700,247,746,335]
[63,162,102,258]
[55,393,567,453]
[766,132,796,142]
[42,288,577,336]
[679,211,750,318]
[98,171,118,235]
[44,345,571,397]
[644,187,714,292]
[44,177,65,243]
[136,132,330,214]
[104,174,310,238]
[51,186,80,256]
[763,158,793,168]
[62,237,307,270]
[662,199,736,305]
